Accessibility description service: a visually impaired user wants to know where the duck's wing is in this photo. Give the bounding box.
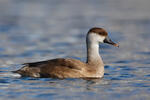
[25,58,84,70]
[14,58,86,78]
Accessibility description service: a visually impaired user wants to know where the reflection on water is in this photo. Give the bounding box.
[0,0,150,100]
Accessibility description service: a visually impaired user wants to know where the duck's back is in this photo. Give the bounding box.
[14,58,87,78]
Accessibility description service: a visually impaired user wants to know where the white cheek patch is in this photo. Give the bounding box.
[88,33,105,43]
[98,36,105,43]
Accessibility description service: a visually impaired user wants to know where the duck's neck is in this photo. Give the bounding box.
[86,39,103,66]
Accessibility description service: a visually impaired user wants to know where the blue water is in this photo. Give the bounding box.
[0,0,150,100]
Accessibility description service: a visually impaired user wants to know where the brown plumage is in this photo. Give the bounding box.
[88,27,108,36]
[14,58,100,78]
[13,27,119,79]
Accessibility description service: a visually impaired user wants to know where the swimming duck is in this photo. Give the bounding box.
[13,27,119,78]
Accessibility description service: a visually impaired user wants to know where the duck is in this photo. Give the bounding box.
[13,27,119,78]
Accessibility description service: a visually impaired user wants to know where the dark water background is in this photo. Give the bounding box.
[0,0,150,100]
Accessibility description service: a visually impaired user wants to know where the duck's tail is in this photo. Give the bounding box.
[0,71,21,78]
[12,65,41,78]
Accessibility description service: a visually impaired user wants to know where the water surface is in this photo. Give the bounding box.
[0,0,150,100]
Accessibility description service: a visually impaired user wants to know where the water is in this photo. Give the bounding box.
[0,0,150,100]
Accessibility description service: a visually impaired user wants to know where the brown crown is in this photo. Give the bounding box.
[88,27,108,36]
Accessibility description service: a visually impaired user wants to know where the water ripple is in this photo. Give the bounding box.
[0,0,150,100]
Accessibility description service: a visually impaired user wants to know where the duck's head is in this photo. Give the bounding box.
[87,27,119,47]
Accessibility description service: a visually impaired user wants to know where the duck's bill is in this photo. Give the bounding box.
[104,36,119,47]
